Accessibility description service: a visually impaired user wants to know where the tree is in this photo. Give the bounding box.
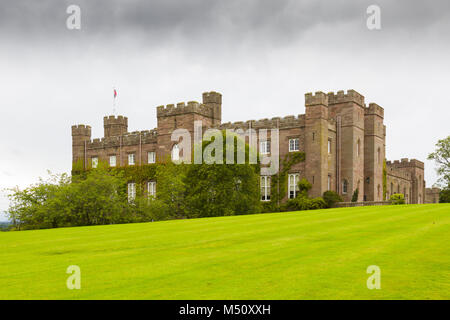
[185,130,261,218]
[428,136,450,187]
[439,188,450,203]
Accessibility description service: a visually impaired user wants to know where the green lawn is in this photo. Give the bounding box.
[0,204,449,299]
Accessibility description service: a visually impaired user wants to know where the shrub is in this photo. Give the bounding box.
[390,193,406,205]
[351,188,359,202]
[323,191,343,208]
[440,187,450,203]
[283,196,326,212]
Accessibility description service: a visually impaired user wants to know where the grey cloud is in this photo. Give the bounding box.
[1,0,449,46]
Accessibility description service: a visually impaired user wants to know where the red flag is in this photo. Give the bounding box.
[114,89,117,98]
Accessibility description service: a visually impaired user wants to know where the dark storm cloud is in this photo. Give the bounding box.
[1,0,449,46]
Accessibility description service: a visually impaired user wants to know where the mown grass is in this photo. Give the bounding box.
[0,204,449,299]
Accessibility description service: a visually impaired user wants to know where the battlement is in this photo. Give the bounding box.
[87,129,158,149]
[365,103,384,118]
[219,114,305,130]
[327,90,365,107]
[387,158,424,169]
[103,115,128,125]
[71,124,91,136]
[202,91,222,104]
[156,100,216,118]
[305,91,328,106]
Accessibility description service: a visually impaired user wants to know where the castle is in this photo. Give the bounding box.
[72,89,438,204]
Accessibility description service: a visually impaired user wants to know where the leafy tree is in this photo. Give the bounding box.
[351,188,359,202]
[439,187,450,203]
[428,136,450,187]
[185,130,261,218]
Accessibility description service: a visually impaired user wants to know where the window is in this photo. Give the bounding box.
[356,139,361,157]
[109,155,116,167]
[289,138,299,152]
[391,182,394,195]
[148,151,156,164]
[260,176,271,201]
[128,153,135,166]
[128,183,136,202]
[377,184,381,198]
[92,157,98,168]
[260,140,270,155]
[327,175,331,191]
[288,173,299,199]
[172,144,180,161]
[342,179,348,194]
[377,147,381,164]
[148,181,156,199]
[312,132,315,141]
[328,139,332,154]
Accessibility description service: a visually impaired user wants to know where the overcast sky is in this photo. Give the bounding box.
[1,0,449,220]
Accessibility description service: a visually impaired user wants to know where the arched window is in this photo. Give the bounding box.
[171,144,180,161]
[377,184,381,198]
[342,179,348,194]
[391,182,394,195]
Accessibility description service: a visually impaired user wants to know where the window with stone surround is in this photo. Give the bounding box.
[289,138,299,152]
[261,176,271,201]
[328,139,332,154]
[327,175,331,190]
[148,181,156,199]
[128,182,136,202]
[148,151,156,164]
[91,157,98,168]
[288,173,299,199]
[109,155,116,167]
[260,140,270,155]
[342,179,348,194]
[128,153,135,166]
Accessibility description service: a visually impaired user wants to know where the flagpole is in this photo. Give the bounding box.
[113,86,117,116]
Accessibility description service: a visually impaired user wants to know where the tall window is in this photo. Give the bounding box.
[342,179,348,194]
[260,176,271,201]
[148,181,156,199]
[289,138,299,152]
[92,157,98,168]
[377,147,381,164]
[328,139,332,154]
[148,151,156,164]
[391,182,394,195]
[356,139,361,157]
[128,183,136,202]
[327,175,331,191]
[109,155,117,167]
[288,173,299,199]
[128,153,135,166]
[260,140,270,154]
[377,184,381,198]
[172,144,180,161]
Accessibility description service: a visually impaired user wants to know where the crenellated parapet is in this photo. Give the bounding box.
[365,103,384,118]
[327,90,365,107]
[156,101,217,119]
[218,115,305,130]
[305,91,328,106]
[387,158,424,169]
[71,124,91,137]
[87,129,158,149]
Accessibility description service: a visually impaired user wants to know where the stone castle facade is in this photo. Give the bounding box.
[72,89,436,204]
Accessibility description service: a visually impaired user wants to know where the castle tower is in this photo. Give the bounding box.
[364,103,385,201]
[327,90,365,202]
[156,91,223,161]
[71,124,91,169]
[104,115,128,137]
[305,92,329,198]
[202,91,222,126]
